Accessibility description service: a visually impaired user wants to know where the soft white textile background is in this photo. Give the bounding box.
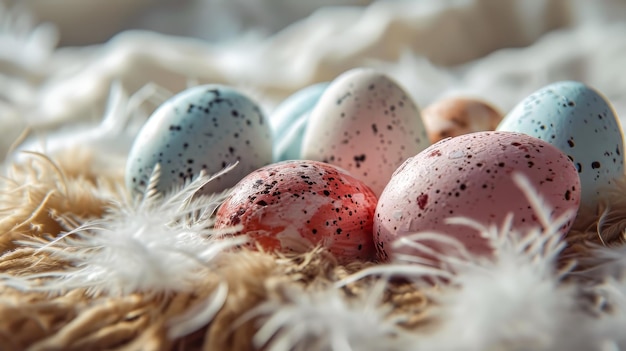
[0,0,625,168]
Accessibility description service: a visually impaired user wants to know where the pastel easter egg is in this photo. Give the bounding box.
[271,82,329,162]
[422,96,502,143]
[214,160,377,262]
[126,85,273,196]
[301,68,430,196]
[374,131,581,261]
[497,81,624,209]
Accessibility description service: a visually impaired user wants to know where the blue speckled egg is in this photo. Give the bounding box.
[270,82,328,162]
[497,81,624,208]
[126,85,273,196]
[301,68,430,196]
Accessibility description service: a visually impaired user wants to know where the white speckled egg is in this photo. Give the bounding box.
[126,84,273,195]
[301,68,430,196]
[497,81,624,208]
[271,82,328,162]
[374,131,581,261]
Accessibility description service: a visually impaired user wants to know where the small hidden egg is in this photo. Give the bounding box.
[422,96,502,143]
[497,81,624,209]
[214,160,378,262]
[374,131,581,262]
[301,68,430,196]
[126,84,273,196]
[271,82,329,162]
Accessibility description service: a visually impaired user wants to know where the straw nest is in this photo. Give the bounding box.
[0,148,624,351]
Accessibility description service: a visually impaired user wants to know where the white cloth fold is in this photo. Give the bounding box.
[0,0,624,163]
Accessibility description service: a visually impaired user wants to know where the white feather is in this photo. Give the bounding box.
[335,172,601,350]
[585,277,626,349]
[246,281,417,351]
[579,241,626,282]
[0,166,245,296]
[167,281,229,339]
[417,173,598,350]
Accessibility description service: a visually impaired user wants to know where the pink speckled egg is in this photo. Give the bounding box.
[214,160,377,262]
[374,131,581,261]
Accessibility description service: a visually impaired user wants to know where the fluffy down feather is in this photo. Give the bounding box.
[1,165,245,296]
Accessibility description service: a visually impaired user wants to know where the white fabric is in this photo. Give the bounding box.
[1,0,625,165]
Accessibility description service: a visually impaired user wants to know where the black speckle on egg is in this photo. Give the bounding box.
[336,92,352,105]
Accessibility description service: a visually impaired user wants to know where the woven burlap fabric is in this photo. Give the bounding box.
[0,149,621,350]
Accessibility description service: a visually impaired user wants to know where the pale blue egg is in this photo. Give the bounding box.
[270,82,328,161]
[497,81,624,208]
[126,84,273,196]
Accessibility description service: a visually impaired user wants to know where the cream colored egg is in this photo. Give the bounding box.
[301,68,430,196]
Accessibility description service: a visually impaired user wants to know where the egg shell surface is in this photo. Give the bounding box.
[497,81,624,208]
[271,82,328,162]
[126,84,273,196]
[301,68,430,196]
[374,131,581,261]
[422,96,502,143]
[214,160,378,262]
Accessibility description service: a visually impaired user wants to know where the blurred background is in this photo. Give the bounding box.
[0,0,625,163]
[13,0,376,46]
[7,0,626,47]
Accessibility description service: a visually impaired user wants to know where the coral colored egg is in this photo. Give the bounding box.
[214,160,378,262]
[374,131,581,261]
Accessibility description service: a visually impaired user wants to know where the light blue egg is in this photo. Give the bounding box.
[270,82,328,161]
[126,84,273,196]
[497,81,624,208]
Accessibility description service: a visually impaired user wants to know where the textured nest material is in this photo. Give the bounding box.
[0,149,623,351]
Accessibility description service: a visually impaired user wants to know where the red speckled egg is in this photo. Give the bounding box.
[374,131,581,261]
[214,160,378,262]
